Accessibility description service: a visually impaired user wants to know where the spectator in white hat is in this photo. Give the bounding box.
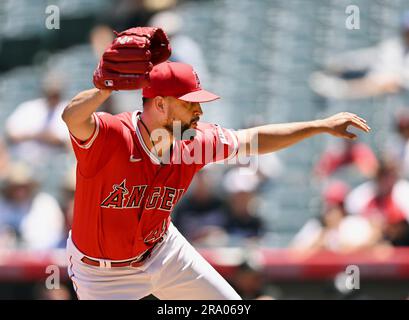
[0,162,65,249]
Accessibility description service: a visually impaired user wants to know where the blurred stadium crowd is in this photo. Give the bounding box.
[1,0,409,299]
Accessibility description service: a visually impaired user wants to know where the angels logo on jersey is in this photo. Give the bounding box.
[144,219,167,245]
[100,179,184,211]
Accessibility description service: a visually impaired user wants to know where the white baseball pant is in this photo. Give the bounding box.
[66,223,241,300]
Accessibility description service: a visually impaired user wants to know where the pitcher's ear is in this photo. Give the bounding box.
[153,96,165,111]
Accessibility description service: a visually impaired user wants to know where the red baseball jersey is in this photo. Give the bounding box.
[69,110,239,260]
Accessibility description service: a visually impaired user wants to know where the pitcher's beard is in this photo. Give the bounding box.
[164,122,192,134]
[164,121,196,140]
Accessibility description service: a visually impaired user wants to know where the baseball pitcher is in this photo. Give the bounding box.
[62,27,370,299]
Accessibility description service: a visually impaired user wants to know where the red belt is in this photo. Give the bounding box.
[81,244,156,268]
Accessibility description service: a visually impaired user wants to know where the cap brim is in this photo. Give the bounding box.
[177,89,220,103]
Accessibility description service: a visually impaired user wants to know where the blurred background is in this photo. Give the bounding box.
[1,0,409,300]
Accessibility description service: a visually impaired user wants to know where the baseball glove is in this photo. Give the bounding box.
[93,27,171,90]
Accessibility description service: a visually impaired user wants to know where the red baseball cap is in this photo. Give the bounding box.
[142,61,220,102]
